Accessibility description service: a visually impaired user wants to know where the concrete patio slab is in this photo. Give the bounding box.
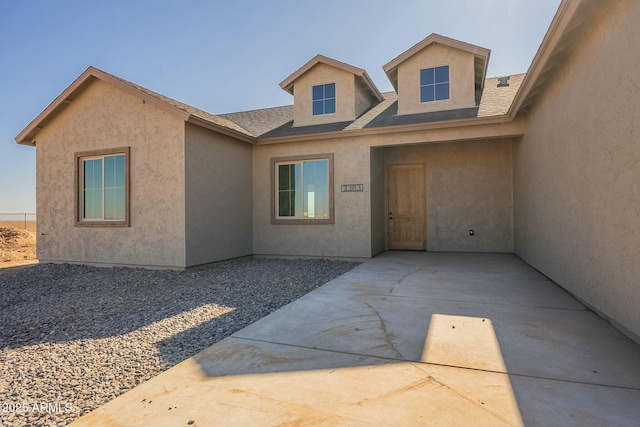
[71,252,640,427]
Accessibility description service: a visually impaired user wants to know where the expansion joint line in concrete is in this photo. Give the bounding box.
[232,336,640,392]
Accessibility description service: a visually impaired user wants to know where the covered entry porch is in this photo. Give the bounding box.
[370,137,516,254]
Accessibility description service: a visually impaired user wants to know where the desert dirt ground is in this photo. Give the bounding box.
[0,221,37,268]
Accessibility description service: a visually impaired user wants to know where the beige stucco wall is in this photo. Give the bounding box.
[355,78,376,119]
[184,123,253,266]
[397,43,476,115]
[385,139,513,252]
[35,79,187,268]
[513,0,640,341]
[253,132,514,258]
[292,63,357,127]
[253,139,374,258]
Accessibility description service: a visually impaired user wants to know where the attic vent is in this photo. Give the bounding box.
[497,76,510,87]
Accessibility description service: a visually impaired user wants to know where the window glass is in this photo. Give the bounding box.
[435,82,449,101]
[312,85,324,99]
[278,163,301,217]
[276,158,330,221]
[324,98,336,114]
[81,154,125,221]
[83,159,102,219]
[420,68,434,85]
[434,66,449,83]
[312,83,336,115]
[312,100,324,116]
[324,83,335,99]
[421,86,435,103]
[302,159,329,219]
[420,65,449,102]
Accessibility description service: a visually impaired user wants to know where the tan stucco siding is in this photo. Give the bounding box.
[184,123,253,266]
[354,78,375,119]
[385,139,514,252]
[397,43,476,115]
[35,79,186,268]
[514,0,640,341]
[293,64,356,127]
[253,139,373,258]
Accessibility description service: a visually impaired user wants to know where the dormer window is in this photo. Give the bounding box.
[420,65,450,103]
[312,83,336,115]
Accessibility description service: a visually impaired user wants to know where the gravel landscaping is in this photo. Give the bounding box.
[0,258,358,427]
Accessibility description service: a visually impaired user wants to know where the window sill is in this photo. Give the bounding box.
[75,220,130,228]
[272,218,334,225]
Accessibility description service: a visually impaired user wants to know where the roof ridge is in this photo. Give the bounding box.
[94,68,255,138]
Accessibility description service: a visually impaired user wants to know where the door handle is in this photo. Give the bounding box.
[389,212,393,220]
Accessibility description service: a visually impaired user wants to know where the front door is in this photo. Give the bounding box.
[388,164,426,250]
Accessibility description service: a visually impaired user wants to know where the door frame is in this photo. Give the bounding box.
[387,163,427,250]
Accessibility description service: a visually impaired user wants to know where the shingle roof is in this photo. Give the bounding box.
[220,73,525,140]
[16,66,524,146]
[103,70,254,138]
[219,105,293,137]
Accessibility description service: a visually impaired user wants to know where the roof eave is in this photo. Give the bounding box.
[14,66,191,146]
[508,0,587,118]
[256,114,521,145]
[383,33,491,92]
[279,54,383,101]
[187,116,256,144]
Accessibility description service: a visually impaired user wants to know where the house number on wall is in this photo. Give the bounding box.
[341,184,364,192]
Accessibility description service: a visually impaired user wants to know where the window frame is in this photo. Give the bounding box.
[311,82,336,116]
[74,147,130,227]
[420,65,450,103]
[271,153,334,225]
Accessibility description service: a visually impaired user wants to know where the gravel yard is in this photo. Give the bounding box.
[0,258,358,427]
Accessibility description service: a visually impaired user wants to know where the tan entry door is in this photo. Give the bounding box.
[388,164,426,250]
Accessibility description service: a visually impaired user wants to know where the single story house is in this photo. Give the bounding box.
[15,0,640,343]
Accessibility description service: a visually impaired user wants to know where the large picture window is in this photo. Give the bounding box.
[272,154,334,225]
[420,65,449,102]
[75,147,130,227]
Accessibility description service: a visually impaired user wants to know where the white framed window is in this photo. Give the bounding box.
[271,154,334,225]
[312,83,336,116]
[420,65,449,102]
[75,147,130,227]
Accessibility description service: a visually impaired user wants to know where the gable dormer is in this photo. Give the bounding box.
[383,34,490,116]
[280,55,383,127]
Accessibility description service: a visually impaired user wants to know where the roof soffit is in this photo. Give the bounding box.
[382,33,491,91]
[509,0,600,117]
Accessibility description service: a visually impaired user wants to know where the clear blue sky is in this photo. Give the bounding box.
[0,0,561,213]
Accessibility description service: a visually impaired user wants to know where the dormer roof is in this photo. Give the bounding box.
[383,33,491,93]
[279,54,383,102]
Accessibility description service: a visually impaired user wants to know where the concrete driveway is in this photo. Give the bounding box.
[72,252,640,426]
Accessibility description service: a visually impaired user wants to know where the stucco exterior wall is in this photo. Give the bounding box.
[35,79,187,268]
[397,43,476,115]
[513,0,640,341]
[253,139,373,258]
[385,139,513,252]
[354,78,375,119]
[292,63,356,127]
[184,123,253,266]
